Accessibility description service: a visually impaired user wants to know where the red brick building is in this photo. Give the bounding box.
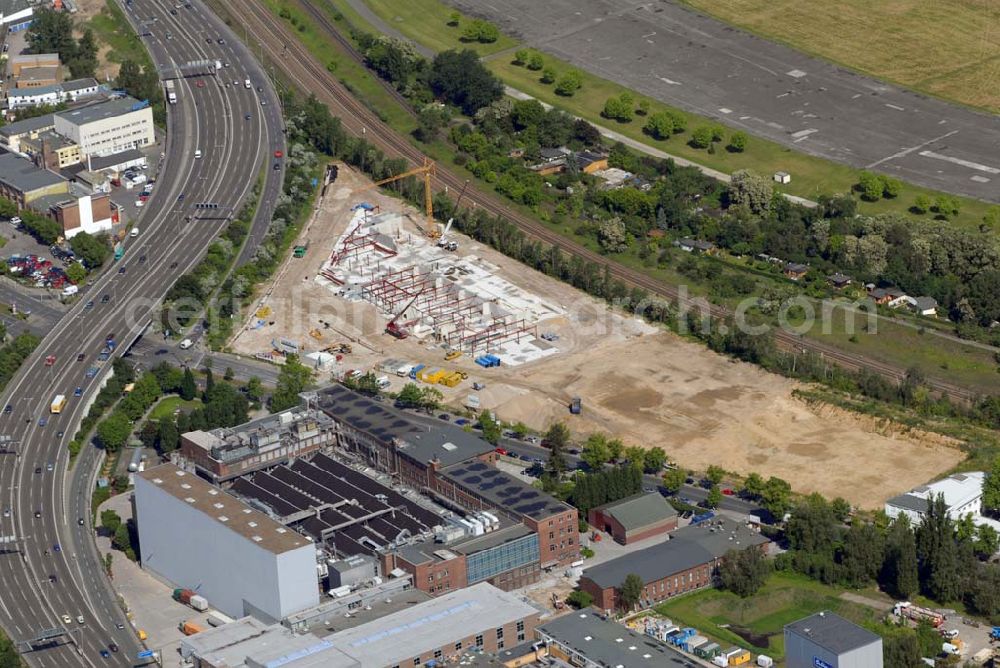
[588,492,678,545]
[579,517,770,611]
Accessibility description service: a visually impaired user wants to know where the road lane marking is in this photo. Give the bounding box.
[918,150,1000,174]
[864,130,959,169]
[884,103,905,111]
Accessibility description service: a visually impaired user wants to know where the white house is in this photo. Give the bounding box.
[885,472,1000,535]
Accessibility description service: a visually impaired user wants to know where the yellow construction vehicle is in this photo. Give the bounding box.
[352,157,439,239]
[444,350,461,361]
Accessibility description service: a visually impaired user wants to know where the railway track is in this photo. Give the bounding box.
[238,0,979,404]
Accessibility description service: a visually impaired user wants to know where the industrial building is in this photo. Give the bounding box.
[587,492,678,545]
[22,131,83,170]
[579,517,770,611]
[179,403,338,483]
[538,610,699,668]
[784,611,883,668]
[134,464,320,621]
[180,583,539,668]
[174,385,576,598]
[0,153,115,237]
[53,96,154,157]
[0,114,56,153]
[0,152,66,206]
[314,385,578,571]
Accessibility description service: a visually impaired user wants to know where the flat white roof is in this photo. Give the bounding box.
[908,471,983,511]
[327,582,538,667]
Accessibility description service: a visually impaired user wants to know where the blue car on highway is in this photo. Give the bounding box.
[73,387,82,397]
[86,367,98,378]
[38,417,47,427]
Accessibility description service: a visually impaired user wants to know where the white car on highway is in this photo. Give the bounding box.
[61,614,72,625]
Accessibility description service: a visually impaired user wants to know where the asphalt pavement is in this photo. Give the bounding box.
[452,0,1000,202]
[0,0,283,663]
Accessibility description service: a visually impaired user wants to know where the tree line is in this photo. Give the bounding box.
[776,493,1000,618]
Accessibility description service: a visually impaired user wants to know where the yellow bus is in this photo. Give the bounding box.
[50,394,66,414]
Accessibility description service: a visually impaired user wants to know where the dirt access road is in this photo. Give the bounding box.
[231,164,963,509]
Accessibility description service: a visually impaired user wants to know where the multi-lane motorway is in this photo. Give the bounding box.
[0,0,283,664]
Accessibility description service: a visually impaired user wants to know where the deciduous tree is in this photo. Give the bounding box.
[619,574,644,610]
[719,546,771,597]
[727,130,748,152]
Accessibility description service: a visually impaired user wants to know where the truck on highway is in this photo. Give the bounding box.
[50,395,66,414]
[165,79,177,104]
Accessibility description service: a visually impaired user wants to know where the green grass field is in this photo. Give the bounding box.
[679,0,1000,114]
[362,0,517,56]
[805,305,1000,394]
[655,572,884,659]
[87,0,152,67]
[148,396,201,422]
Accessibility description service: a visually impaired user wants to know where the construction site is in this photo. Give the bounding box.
[229,163,965,509]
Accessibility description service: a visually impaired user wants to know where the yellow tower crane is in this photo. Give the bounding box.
[351,157,439,238]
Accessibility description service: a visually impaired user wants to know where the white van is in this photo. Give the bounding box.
[194,149,202,159]
[244,79,251,89]
[61,285,79,297]
[130,227,140,238]
[179,338,193,350]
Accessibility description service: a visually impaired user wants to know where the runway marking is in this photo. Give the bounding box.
[864,129,959,169]
[792,128,818,142]
[884,103,905,111]
[852,93,862,99]
[658,76,681,85]
[971,175,991,183]
[642,32,656,38]
[718,107,732,114]
[786,69,807,78]
[776,92,789,98]
[918,150,1000,175]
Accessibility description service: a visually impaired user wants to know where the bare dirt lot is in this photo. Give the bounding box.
[231,164,964,509]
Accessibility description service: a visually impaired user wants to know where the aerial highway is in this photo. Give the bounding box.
[0,0,283,663]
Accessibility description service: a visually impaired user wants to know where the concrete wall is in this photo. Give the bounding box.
[134,475,319,620]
